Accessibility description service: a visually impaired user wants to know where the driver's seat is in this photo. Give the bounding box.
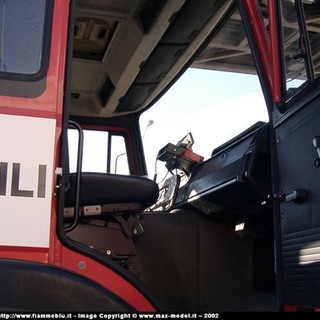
[63,121,159,259]
[65,171,159,211]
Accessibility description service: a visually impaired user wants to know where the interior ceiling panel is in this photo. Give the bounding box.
[70,0,320,119]
[115,0,228,113]
[73,17,117,61]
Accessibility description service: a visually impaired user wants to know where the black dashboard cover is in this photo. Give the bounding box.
[175,122,271,215]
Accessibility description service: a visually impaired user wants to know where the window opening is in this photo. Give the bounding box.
[0,0,47,75]
[68,129,129,175]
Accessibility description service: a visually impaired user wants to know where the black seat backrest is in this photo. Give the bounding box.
[65,172,159,209]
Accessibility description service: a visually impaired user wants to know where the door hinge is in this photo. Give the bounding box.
[313,136,320,167]
[55,167,63,192]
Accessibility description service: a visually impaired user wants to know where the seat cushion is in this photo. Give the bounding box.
[65,172,159,209]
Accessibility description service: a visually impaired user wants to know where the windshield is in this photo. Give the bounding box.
[140,6,269,181]
[141,68,268,180]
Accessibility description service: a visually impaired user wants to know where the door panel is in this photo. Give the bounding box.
[275,93,320,308]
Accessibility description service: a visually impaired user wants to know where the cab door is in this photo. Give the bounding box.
[271,0,320,310]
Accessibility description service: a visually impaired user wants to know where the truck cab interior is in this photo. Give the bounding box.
[60,0,320,312]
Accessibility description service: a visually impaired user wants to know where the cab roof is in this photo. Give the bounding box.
[70,0,320,118]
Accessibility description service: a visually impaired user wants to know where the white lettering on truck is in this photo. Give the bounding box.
[0,163,47,198]
[0,114,55,248]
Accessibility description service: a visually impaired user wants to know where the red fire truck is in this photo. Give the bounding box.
[0,0,319,313]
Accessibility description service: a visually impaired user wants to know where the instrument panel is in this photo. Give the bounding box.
[153,122,271,216]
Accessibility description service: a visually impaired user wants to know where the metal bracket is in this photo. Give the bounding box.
[274,189,308,204]
[54,167,63,195]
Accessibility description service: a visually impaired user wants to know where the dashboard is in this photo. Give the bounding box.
[153,122,271,216]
